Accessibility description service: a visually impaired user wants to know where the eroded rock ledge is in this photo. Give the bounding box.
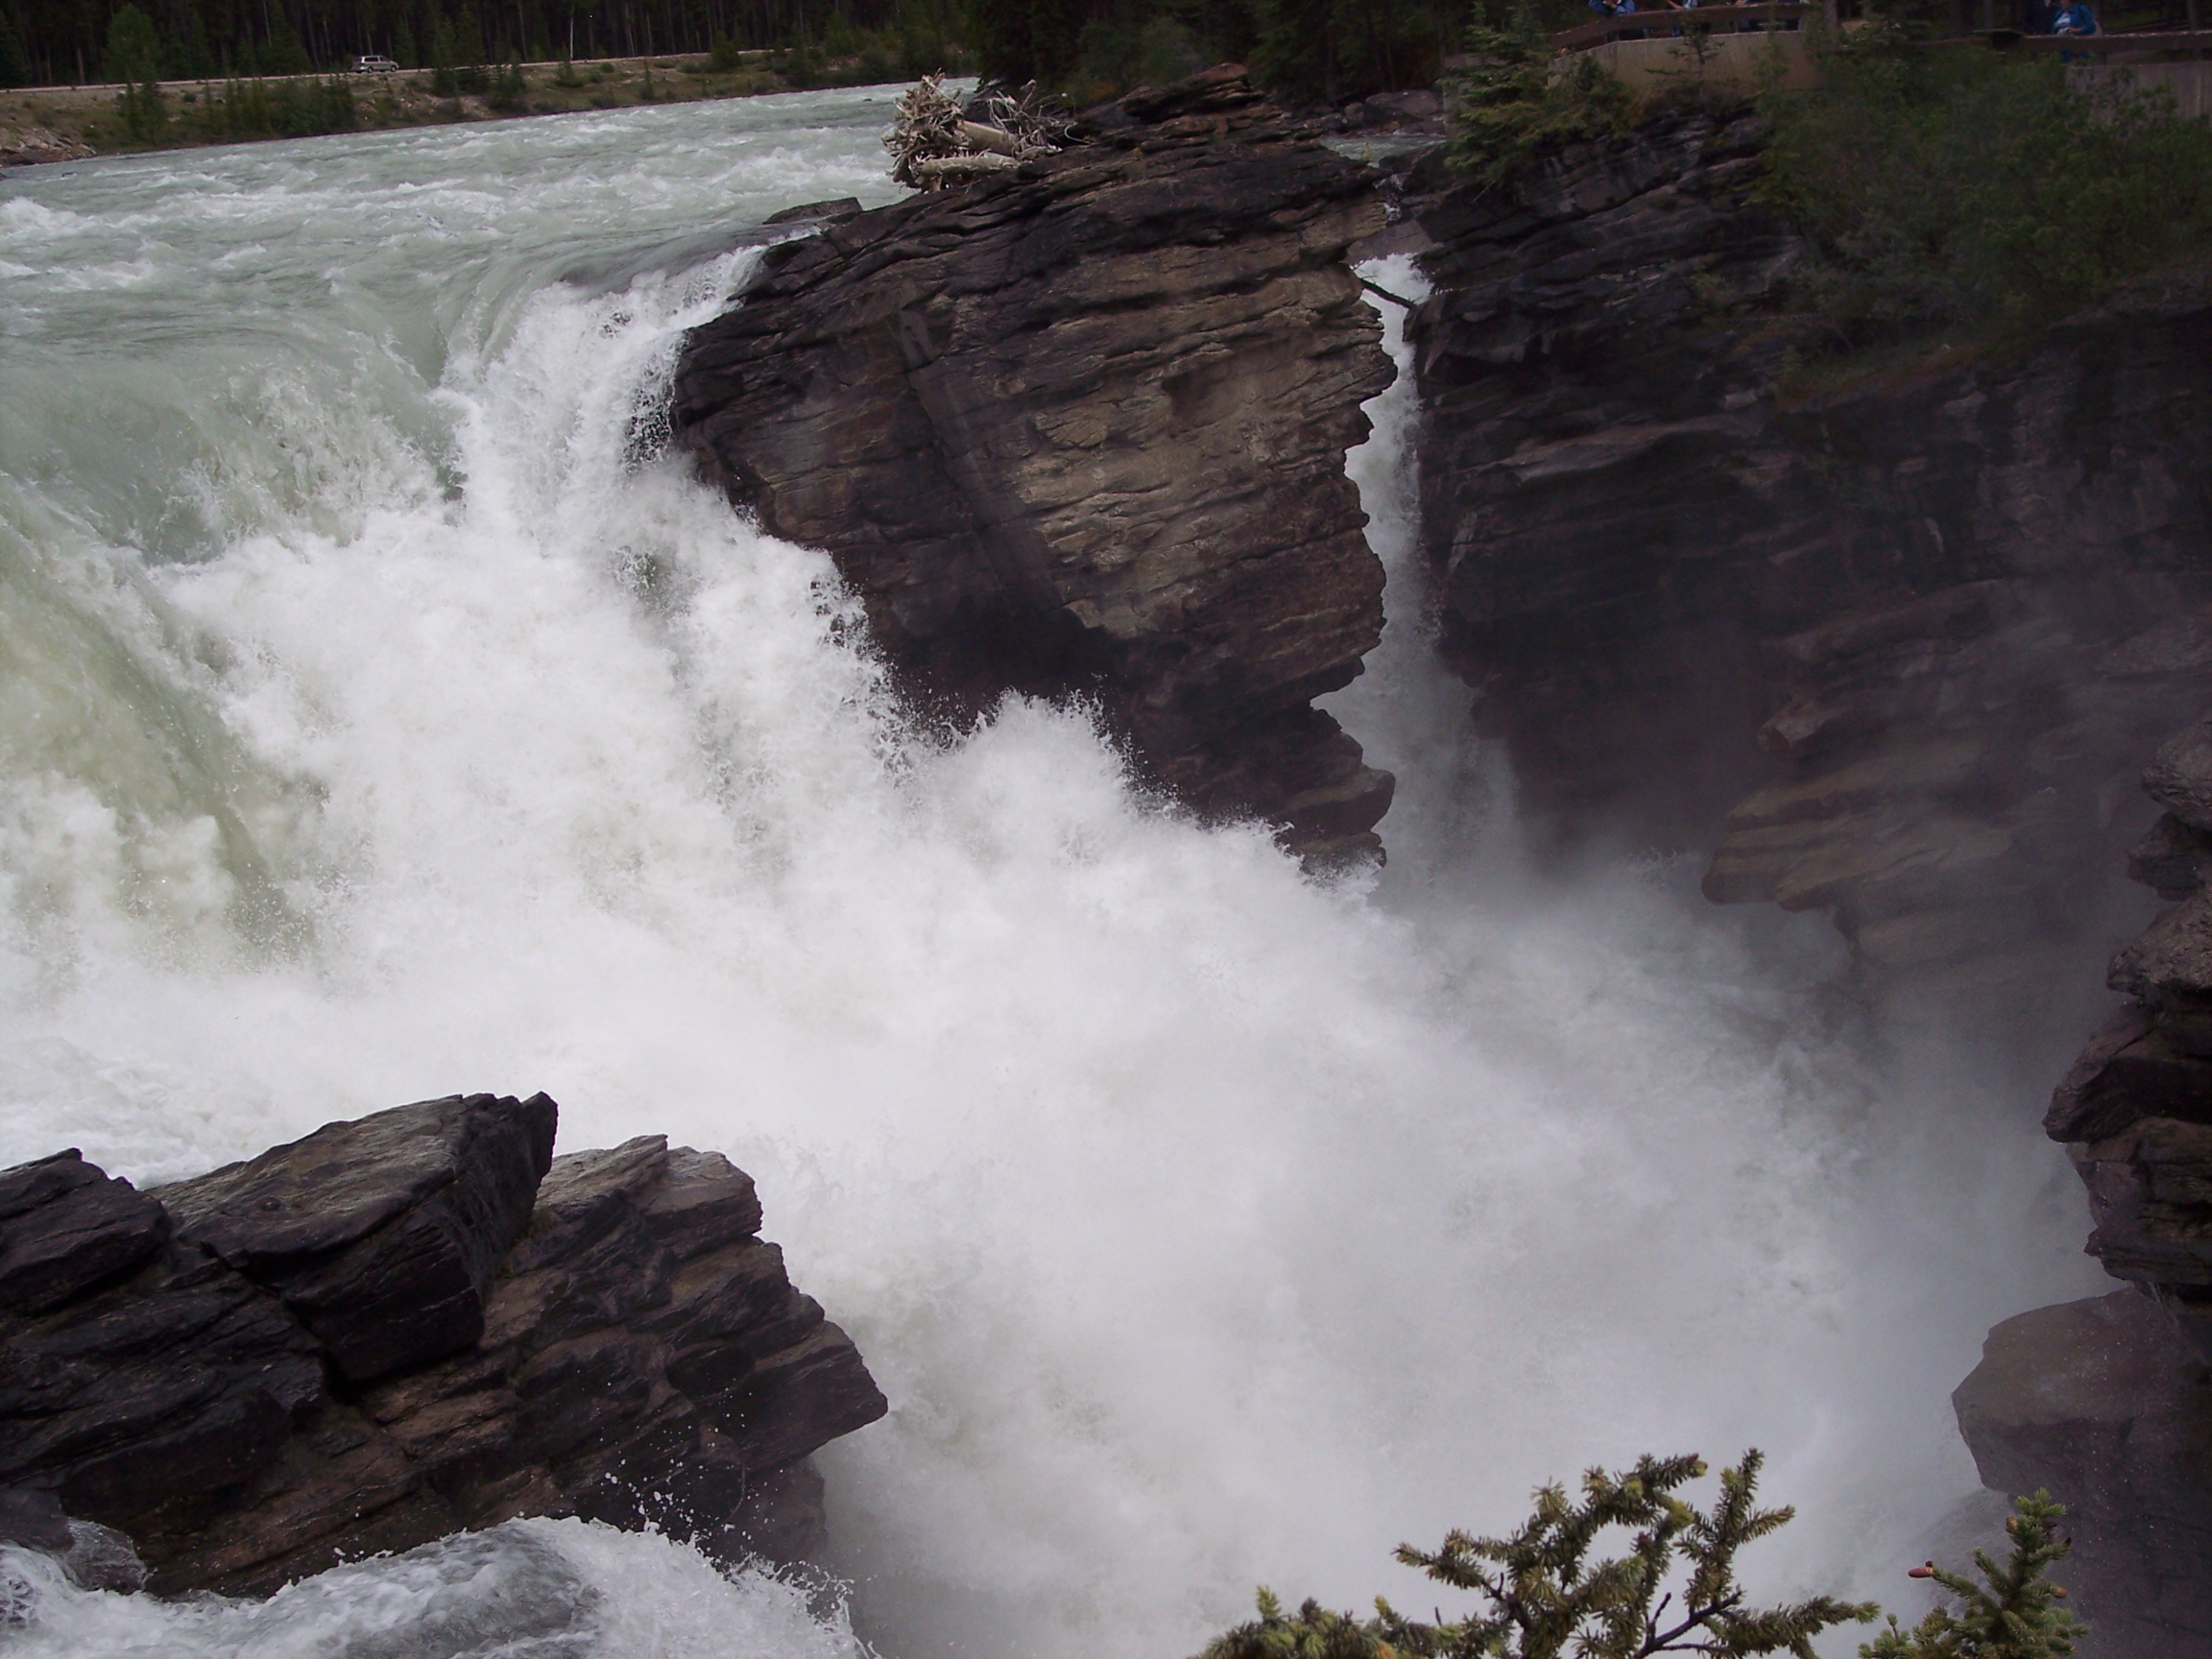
[0,1094,885,1595]
[1407,108,2212,1021]
[1949,717,2212,1659]
[669,70,1397,860]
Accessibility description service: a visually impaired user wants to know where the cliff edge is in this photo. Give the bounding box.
[669,69,1399,861]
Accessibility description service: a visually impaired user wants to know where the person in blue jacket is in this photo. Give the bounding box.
[1587,0,1646,36]
[2051,1,2095,60]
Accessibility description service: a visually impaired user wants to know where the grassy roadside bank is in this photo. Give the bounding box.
[0,50,922,165]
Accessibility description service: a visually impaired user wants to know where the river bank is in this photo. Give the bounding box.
[0,51,921,165]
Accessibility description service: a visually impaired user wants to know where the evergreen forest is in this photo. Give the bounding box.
[0,0,1460,104]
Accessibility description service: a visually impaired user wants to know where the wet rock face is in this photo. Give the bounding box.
[1409,108,2212,1020]
[2048,712,2212,1358]
[0,1095,885,1596]
[160,1093,557,1382]
[669,72,1398,861]
[1954,1292,2212,1658]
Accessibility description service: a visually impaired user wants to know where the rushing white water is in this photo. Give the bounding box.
[1,98,2104,1659]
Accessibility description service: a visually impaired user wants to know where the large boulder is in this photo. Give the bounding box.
[1955,1292,2212,1658]
[670,70,1398,861]
[0,1098,886,1596]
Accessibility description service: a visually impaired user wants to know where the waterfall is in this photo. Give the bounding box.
[0,96,2100,1659]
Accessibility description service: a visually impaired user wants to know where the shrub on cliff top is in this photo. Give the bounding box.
[1444,0,1632,189]
[1756,17,2212,343]
[1196,1454,2086,1659]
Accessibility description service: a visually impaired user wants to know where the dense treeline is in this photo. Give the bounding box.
[966,0,1463,103]
[0,0,1453,101]
[0,0,962,87]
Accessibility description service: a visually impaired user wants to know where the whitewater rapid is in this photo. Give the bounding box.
[0,93,2103,1658]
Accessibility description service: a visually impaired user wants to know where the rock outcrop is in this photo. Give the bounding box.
[1945,712,2212,1658]
[1954,1292,2212,1658]
[1407,107,2212,1019]
[2047,710,2212,1360]
[0,1094,885,1596]
[669,69,1399,861]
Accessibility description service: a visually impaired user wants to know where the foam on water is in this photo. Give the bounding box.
[1,1519,867,1657]
[0,103,2103,1658]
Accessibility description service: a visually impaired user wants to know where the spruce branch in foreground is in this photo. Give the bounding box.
[1861,1492,2086,1659]
[1200,1451,1876,1659]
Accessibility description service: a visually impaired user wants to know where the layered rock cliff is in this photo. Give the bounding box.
[1406,108,2212,1022]
[0,1095,884,1595]
[1939,714,2212,1658]
[2045,711,2212,1356]
[669,71,1398,860]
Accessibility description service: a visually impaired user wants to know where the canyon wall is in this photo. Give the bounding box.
[1405,108,2212,1653]
[1955,712,2212,1657]
[1405,108,2212,1027]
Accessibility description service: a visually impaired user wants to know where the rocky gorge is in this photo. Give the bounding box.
[666,70,2212,1657]
[1,58,2204,1649]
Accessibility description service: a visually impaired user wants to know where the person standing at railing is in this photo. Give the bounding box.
[1588,0,1648,38]
[2051,0,2096,61]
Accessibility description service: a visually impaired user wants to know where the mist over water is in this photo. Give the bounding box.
[1,100,2104,1657]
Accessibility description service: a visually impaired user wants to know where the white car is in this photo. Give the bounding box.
[351,55,399,72]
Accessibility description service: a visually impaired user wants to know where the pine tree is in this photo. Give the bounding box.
[1202,1452,1876,1659]
[104,4,166,140]
[0,11,33,86]
[1860,1493,2087,1659]
[1446,0,1628,187]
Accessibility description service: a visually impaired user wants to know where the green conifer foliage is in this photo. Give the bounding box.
[1861,1493,2086,1659]
[104,4,166,140]
[1203,1453,1875,1659]
[0,12,28,86]
[1445,0,1628,188]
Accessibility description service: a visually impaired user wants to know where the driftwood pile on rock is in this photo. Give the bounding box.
[0,1094,885,1596]
[884,75,1073,189]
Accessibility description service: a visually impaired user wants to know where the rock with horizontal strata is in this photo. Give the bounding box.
[0,1096,885,1596]
[2043,709,2212,1362]
[158,1093,557,1382]
[1987,709,2212,1656]
[1406,106,2212,1023]
[669,67,1397,862]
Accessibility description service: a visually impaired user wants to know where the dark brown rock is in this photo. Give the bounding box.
[0,1486,73,1552]
[2109,892,2212,1008]
[670,81,1399,860]
[0,1234,327,1551]
[2149,712,2212,833]
[1408,108,2212,1019]
[158,1093,558,1382]
[2044,707,2212,1413]
[2131,813,2212,901]
[1954,1291,2212,1658]
[0,1152,170,1315]
[0,1108,886,1598]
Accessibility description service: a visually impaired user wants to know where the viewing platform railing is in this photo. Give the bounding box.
[1551,2,2212,52]
[1551,3,1812,50]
